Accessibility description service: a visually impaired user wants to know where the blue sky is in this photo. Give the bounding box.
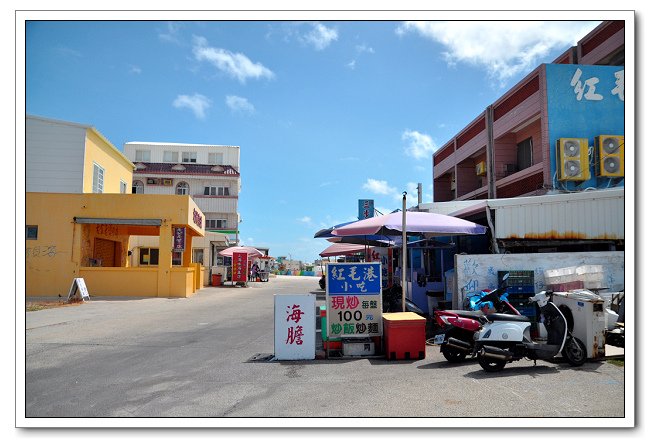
[24,18,603,262]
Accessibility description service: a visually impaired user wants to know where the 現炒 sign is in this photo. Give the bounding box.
[326,262,382,339]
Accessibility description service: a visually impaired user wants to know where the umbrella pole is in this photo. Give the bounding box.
[402,192,407,312]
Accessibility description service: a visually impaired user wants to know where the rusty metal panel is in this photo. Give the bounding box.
[494,189,624,240]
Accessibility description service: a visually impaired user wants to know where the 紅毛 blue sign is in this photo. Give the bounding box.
[327,262,381,295]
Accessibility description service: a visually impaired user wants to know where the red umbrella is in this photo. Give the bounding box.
[218,246,264,258]
[319,243,367,258]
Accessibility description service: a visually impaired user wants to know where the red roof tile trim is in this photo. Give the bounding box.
[133,163,240,176]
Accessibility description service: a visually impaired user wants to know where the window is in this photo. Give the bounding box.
[92,163,104,193]
[163,151,179,163]
[120,180,127,194]
[176,182,190,195]
[208,152,224,164]
[193,249,204,264]
[132,180,144,194]
[203,186,230,196]
[139,248,159,266]
[517,137,533,171]
[135,150,151,162]
[206,219,228,229]
[182,152,197,163]
[172,251,182,266]
[26,225,38,240]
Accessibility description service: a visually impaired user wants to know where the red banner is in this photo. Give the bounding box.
[232,252,248,282]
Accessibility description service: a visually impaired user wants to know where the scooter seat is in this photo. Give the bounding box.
[485,313,530,322]
[445,310,485,319]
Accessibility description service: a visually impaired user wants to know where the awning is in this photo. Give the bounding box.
[448,201,487,218]
[73,217,162,226]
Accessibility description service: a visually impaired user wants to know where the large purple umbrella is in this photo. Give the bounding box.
[333,206,486,312]
[331,211,486,237]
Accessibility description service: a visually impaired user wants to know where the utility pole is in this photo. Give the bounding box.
[402,191,407,312]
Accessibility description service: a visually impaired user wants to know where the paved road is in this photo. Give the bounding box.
[24,276,625,421]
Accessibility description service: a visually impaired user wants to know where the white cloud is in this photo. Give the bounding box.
[347,60,356,70]
[303,23,338,50]
[172,93,211,119]
[56,46,82,58]
[128,65,142,75]
[298,216,313,225]
[363,179,398,196]
[225,95,255,114]
[319,181,339,188]
[402,130,438,160]
[396,21,600,85]
[193,36,274,83]
[158,22,182,44]
[355,43,375,54]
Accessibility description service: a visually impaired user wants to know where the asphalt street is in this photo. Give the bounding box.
[23,275,626,423]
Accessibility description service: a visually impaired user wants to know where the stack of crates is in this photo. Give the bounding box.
[498,270,538,320]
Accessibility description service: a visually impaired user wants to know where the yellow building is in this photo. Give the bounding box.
[25,115,206,298]
[26,193,206,298]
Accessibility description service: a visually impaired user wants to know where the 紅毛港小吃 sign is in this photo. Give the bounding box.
[326,262,382,339]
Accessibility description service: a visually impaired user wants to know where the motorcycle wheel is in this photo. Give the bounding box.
[562,336,587,367]
[478,354,507,372]
[441,345,467,363]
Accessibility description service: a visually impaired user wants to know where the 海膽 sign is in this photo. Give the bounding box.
[326,262,382,339]
[274,294,316,360]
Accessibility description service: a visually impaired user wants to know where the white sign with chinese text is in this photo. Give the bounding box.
[68,278,90,301]
[274,294,316,360]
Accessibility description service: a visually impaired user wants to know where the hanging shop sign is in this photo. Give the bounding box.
[326,262,382,339]
[274,294,316,360]
[366,246,391,288]
[232,251,248,282]
[173,227,186,252]
[358,199,375,220]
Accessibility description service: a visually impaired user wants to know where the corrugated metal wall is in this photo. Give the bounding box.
[494,190,624,240]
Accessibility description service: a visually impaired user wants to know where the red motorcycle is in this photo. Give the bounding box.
[433,274,523,363]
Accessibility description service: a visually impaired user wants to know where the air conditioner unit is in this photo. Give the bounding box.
[557,138,590,181]
[475,161,487,176]
[595,135,624,177]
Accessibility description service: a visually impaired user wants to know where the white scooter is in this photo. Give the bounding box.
[473,290,587,372]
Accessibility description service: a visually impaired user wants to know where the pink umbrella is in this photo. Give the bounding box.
[331,211,486,237]
[319,243,367,258]
[218,246,264,258]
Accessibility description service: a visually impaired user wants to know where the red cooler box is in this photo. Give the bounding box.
[383,312,426,360]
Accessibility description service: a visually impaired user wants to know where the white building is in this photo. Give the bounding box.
[123,142,241,280]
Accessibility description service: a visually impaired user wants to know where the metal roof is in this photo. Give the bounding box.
[125,141,239,149]
[421,188,624,240]
[73,217,162,226]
